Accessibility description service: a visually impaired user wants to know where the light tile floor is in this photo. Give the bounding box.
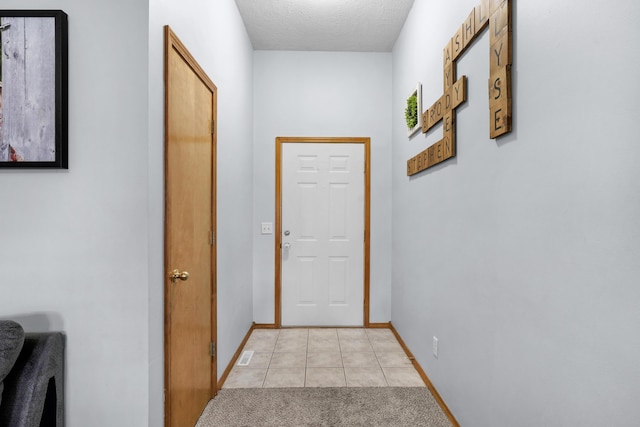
[223,328,426,389]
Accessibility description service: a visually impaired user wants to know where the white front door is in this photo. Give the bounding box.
[281,142,365,326]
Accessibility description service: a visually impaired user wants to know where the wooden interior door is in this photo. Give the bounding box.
[164,26,217,427]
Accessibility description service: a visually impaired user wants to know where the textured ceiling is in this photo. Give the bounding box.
[235,0,415,52]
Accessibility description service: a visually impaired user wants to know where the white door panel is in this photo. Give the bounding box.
[282,143,364,326]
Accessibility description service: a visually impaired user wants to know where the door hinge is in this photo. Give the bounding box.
[209,230,215,245]
[211,120,215,134]
[210,342,216,357]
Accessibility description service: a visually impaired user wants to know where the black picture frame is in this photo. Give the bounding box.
[0,10,68,169]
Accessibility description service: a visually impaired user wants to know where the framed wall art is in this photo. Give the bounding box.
[0,10,68,168]
[405,82,422,138]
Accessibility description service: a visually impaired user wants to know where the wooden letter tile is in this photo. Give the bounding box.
[443,39,453,68]
[429,102,438,129]
[490,0,511,46]
[463,9,476,49]
[444,125,456,159]
[444,88,452,111]
[489,97,511,138]
[476,0,490,33]
[490,31,512,73]
[489,65,511,104]
[435,96,445,124]
[436,140,444,162]
[490,0,507,16]
[443,111,456,161]
[422,111,429,133]
[451,76,467,110]
[452,26,464,61]
[443,110,455,135]
[425,115,434,132]
[444,64,456,90]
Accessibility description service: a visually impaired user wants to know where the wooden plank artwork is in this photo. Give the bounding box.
[0,17,56,162]
[407,0,513,176]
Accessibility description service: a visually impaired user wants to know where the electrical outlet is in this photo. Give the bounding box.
[433,336,439,359]
[261,222,273,235]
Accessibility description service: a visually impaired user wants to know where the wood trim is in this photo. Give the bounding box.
[217,323,256,390]
[363,141,371,327]
[274,137,371,328]
[367,322,391,329]
[164,25,218,426]
[164,26,216,93]
[275,139,283,327]
[210,52,218,397]
[163,27,171,427]
[253,323,278,329]
[389,322,460,427]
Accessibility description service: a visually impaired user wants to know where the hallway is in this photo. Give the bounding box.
[223,328,426,388]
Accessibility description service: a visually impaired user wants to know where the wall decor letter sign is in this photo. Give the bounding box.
[407,0,513,176]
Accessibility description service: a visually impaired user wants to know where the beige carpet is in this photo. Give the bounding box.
[195,387,452,427]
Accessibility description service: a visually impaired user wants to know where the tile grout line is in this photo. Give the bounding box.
[336,329,348,387]
[339,331,351,387]
[264,329,278,388]
[261,340,273,388]
[337,328,345,387]
[369,331,389,386]
[304,328,309,386]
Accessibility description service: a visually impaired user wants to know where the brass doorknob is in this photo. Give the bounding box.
[170,269,189,282]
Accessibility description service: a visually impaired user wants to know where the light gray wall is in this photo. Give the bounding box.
[0,0,150,426]
[252,51,393,324]
[392,1,640,426]
[149,0,254,425]
[0,0,253,426]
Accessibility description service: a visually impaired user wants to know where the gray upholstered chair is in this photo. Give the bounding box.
[0,321,64,427]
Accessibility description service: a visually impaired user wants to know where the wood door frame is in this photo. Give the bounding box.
[275,137,371,328]
[164,26,217,426]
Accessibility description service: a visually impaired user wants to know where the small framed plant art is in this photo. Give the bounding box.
[405,82,422,138]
